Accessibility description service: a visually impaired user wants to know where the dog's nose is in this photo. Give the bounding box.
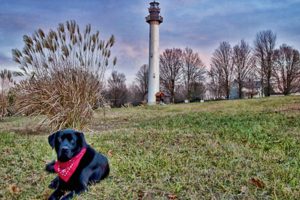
[62,146,69,151]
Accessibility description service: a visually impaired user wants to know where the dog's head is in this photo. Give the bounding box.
[48,129,87,162]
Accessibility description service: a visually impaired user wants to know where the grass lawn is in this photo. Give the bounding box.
[0,96,300,199]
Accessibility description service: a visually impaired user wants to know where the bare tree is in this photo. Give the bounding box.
[182,47,206,100]
[135,64,149,101]
[190,81,206,101]
[273,44,300,95]
[174,84,186,102]
[210,42,234,99]
[106,71,128,107]
[12,20,116,130]
[254,30,276,96]
[232,40,255,98]
[208,66,225,99]
[160,48,183,103]
[244,70,260,98]
[127,83,143,104]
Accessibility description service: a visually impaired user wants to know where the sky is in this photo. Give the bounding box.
[0,0,300,83]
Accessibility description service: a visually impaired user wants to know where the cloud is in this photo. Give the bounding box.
[1,0,300,84]
[0,53,10,64]
[0,14,33,32]
[0,52,19,72]
[118,41,148,59]
[112,40,149,83]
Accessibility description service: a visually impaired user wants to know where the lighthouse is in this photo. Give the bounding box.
[146,1,163,105]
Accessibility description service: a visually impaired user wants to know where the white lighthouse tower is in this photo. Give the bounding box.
[146,1,163,105]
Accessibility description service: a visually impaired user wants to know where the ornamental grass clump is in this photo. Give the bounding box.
[12,20,116,130]
[0,69,18,119]
[0,93,9,120]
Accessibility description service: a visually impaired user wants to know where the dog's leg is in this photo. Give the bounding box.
[48,188,64,200]
[76,180,88,194]
[48,176,59,189]
[75,168,92,194]
[45,160,56,173]
[101,164,110,180]
[61,188,86,200]
[89,170,101,184]
[60,191,75,200]
[89,164,109,184]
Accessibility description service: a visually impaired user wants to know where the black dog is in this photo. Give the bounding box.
[45,129,109,200]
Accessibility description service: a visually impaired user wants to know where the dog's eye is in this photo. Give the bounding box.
[57,137,62,143]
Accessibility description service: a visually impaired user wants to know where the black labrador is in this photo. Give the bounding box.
[45,129,109,200]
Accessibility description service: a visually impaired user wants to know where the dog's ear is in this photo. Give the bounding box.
[75,131,87,148]
[48,131,58,149]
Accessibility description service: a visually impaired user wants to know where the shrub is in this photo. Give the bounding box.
[0,94,8,119]
[12,20,116,130]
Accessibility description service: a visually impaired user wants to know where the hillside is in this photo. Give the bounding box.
[0,96,300,199]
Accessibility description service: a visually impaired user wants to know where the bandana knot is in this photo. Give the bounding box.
[54,148,87,182]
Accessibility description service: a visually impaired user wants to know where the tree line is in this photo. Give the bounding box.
[209,30,300,99]
[1,22,300,129]
[107,30,300,107]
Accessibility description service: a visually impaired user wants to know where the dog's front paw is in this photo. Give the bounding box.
[60,196,71,200]
[60,191,75,200]
[48,177,59,189]
[48,189,64,200]
[48,194,59,200]
[48,196,57,200]
[45,160,56,173]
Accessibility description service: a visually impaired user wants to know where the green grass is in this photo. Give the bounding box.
[1,96,300,199]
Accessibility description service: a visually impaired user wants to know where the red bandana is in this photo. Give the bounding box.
[54,148,87,182]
